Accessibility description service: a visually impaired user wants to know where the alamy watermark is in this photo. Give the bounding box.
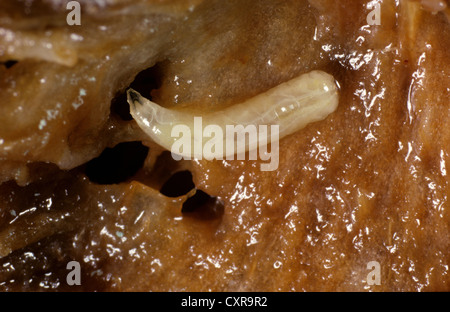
[66,260,81,286]
[67,1,382,27]
[170,117,280,171]
[366,260,381,286]
[63,259,382,287]
[367,1,381,26]
[66,1,81,26]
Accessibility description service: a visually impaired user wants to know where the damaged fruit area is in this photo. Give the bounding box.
[0,0,449,291]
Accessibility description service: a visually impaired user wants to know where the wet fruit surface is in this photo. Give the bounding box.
[0,0,449,291]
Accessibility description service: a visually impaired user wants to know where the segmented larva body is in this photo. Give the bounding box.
[127,70,339,160]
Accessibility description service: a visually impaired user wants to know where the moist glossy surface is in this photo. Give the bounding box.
[0,0,449,291]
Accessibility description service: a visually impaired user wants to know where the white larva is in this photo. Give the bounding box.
[127,70,339,160]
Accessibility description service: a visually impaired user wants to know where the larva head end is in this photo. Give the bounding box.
[127,88,143,109]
